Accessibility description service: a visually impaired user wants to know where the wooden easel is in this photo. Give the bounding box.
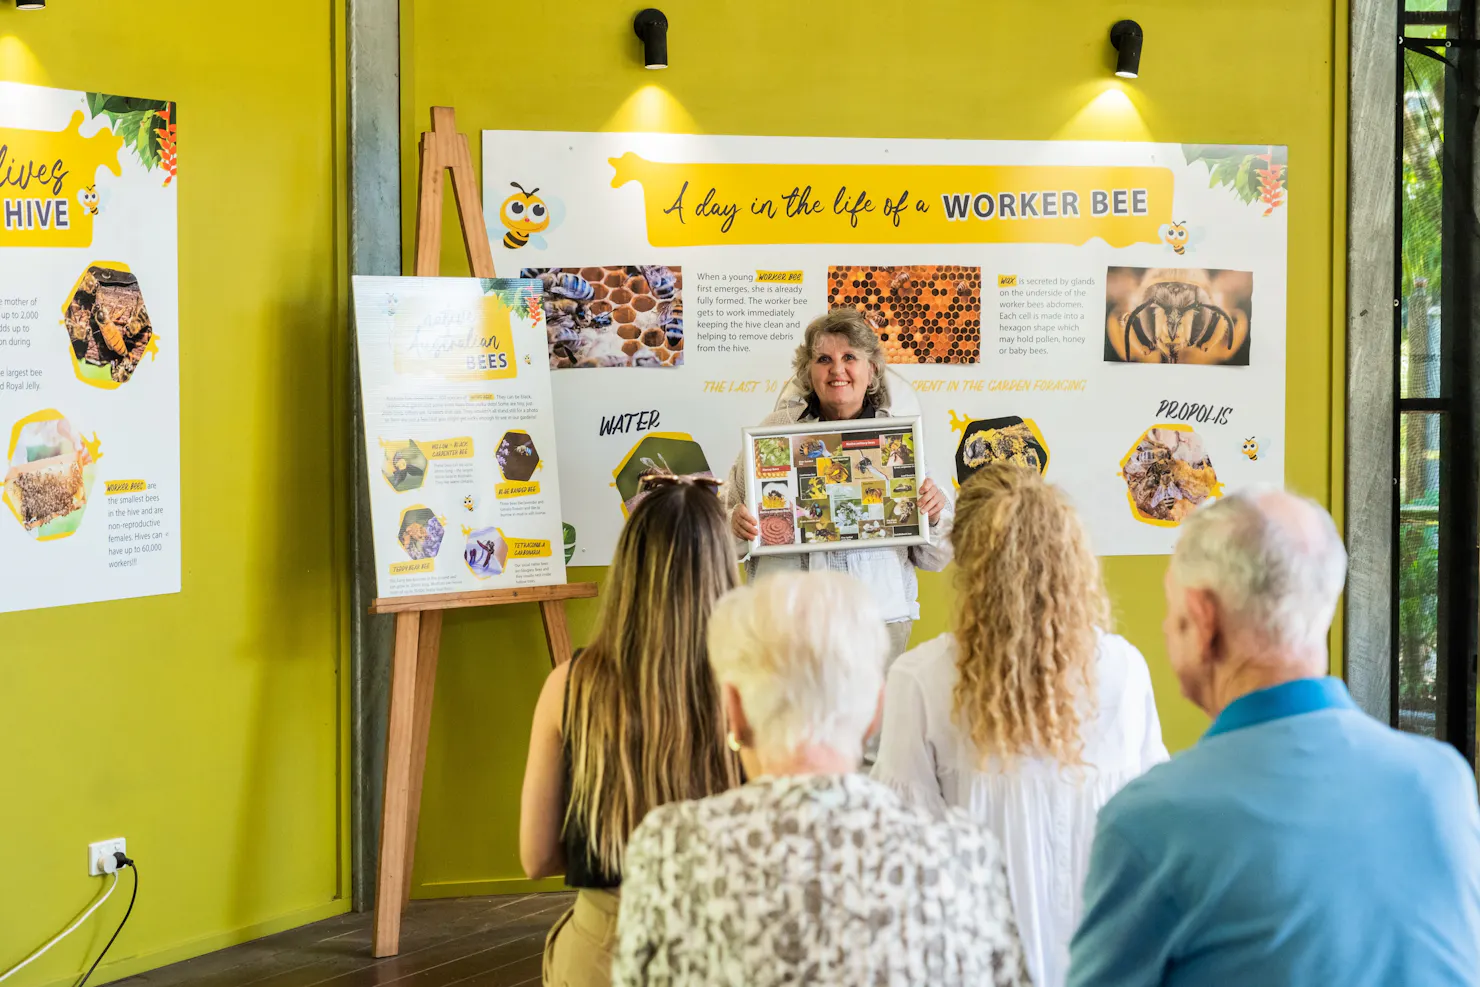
[370,106,599,958]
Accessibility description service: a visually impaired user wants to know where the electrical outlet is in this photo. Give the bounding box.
[88,837,126,876]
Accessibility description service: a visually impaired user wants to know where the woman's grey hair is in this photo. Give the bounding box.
[706,572,889,762]
[1168,489,1347,653]
[789,308,890,408]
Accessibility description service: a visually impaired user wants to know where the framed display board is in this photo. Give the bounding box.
[742,416,929,556]
[484,131,1289,559]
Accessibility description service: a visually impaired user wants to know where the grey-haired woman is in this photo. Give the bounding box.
[610,572,1029,987]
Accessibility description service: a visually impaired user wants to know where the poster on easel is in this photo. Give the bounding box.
[0,82,181,614]
[482,132,1287,561]
[352,275,567,598]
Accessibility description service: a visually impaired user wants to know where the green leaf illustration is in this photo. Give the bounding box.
[1235,157,1256,204]
[1193,147,1285,208]
[481,278,542,321]
[84,93,174,174]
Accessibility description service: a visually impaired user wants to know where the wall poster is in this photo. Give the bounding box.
[0,82,181,613]
[483,132,1288,560]
[742,416,929,555]
[352,276,567,598]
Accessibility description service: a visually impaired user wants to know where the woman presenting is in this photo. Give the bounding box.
[723,308,953,735]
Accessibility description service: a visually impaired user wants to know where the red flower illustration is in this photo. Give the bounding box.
[155,106,177,188]
[1256,150,1284,216]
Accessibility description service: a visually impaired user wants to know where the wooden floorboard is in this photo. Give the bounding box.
[115,894,574,987]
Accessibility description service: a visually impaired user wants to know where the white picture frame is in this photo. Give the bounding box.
[741,415,930,557]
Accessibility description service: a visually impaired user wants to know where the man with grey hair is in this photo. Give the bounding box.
[1068,489,1480,987]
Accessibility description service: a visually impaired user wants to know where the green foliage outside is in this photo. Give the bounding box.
[1398,48,1445,718]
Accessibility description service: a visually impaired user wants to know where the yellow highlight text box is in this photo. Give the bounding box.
[998,274,1019,287]
[505,538,552,559]
[496,480,541,499]
[755,270,803,283]
[427,437,474,459]
[389,558,435,575]
[609,152,1172,248]
[105,479,147,495]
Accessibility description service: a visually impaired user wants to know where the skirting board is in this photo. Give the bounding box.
[35,898,350,987]
[413,876,566,899]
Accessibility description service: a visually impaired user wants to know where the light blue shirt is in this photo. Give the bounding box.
[1068,677,1480,987]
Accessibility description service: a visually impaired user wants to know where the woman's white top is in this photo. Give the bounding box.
[871,631,1169,987]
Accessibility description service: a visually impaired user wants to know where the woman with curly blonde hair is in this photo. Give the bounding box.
[872,464,1167,987]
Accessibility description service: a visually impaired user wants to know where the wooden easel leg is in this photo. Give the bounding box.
[402,610,443,904]
[373,610,422,957]
[413,134,446,279]
[449,133,498,279]
[539,600,574,667]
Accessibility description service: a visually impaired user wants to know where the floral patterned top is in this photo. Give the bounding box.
[611,773,1031,987]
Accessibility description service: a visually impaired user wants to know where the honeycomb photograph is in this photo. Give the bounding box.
[2,414,99,539]
[521,266,683,369]
[62,264,156,385]
[827,265,981,365]
[1104,267,1253,366]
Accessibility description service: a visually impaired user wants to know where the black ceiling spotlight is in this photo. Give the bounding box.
[1110,20,1143,79]
[634,8,668,70]
[15,0,47,9]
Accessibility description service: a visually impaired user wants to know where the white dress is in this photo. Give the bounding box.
[871,631,1168,987]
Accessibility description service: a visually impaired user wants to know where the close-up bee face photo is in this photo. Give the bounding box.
[1103,266,1254,366]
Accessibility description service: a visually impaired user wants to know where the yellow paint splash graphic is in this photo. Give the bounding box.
[0,111,124,248]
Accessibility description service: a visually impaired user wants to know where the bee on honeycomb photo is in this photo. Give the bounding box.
[827,265,982,365]
[522,265,684,369]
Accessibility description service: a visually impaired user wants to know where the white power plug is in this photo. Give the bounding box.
[88,838,127,877]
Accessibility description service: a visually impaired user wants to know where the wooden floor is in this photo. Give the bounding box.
[115,893,574,987]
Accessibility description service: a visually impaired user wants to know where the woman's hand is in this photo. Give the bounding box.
[731,504,759,541]
[919,479,945,525]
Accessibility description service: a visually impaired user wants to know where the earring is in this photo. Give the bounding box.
[726,731,742,752]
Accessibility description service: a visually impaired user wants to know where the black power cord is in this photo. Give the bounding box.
[76,854,137,987]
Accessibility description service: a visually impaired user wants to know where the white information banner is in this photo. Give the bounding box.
[353,276,567,598]
[0,82,182,613]
[483,132,1288,561]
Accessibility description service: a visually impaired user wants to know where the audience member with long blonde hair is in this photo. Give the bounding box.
[519,476,741,987]
[872,465,1167,987]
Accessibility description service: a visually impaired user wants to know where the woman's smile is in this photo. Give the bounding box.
[811,334,870,420]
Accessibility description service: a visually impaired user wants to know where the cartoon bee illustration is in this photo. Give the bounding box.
[499,182,555,249]
[78,184,102,216]
[463,495,476,511]
[1161,221,1190,255]
[1242,437,1259,461]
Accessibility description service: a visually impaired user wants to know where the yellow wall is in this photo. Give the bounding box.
[0,2,349,984]
[402,0,1346,896]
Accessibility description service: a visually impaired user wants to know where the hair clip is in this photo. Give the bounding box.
[637,473,722,494]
